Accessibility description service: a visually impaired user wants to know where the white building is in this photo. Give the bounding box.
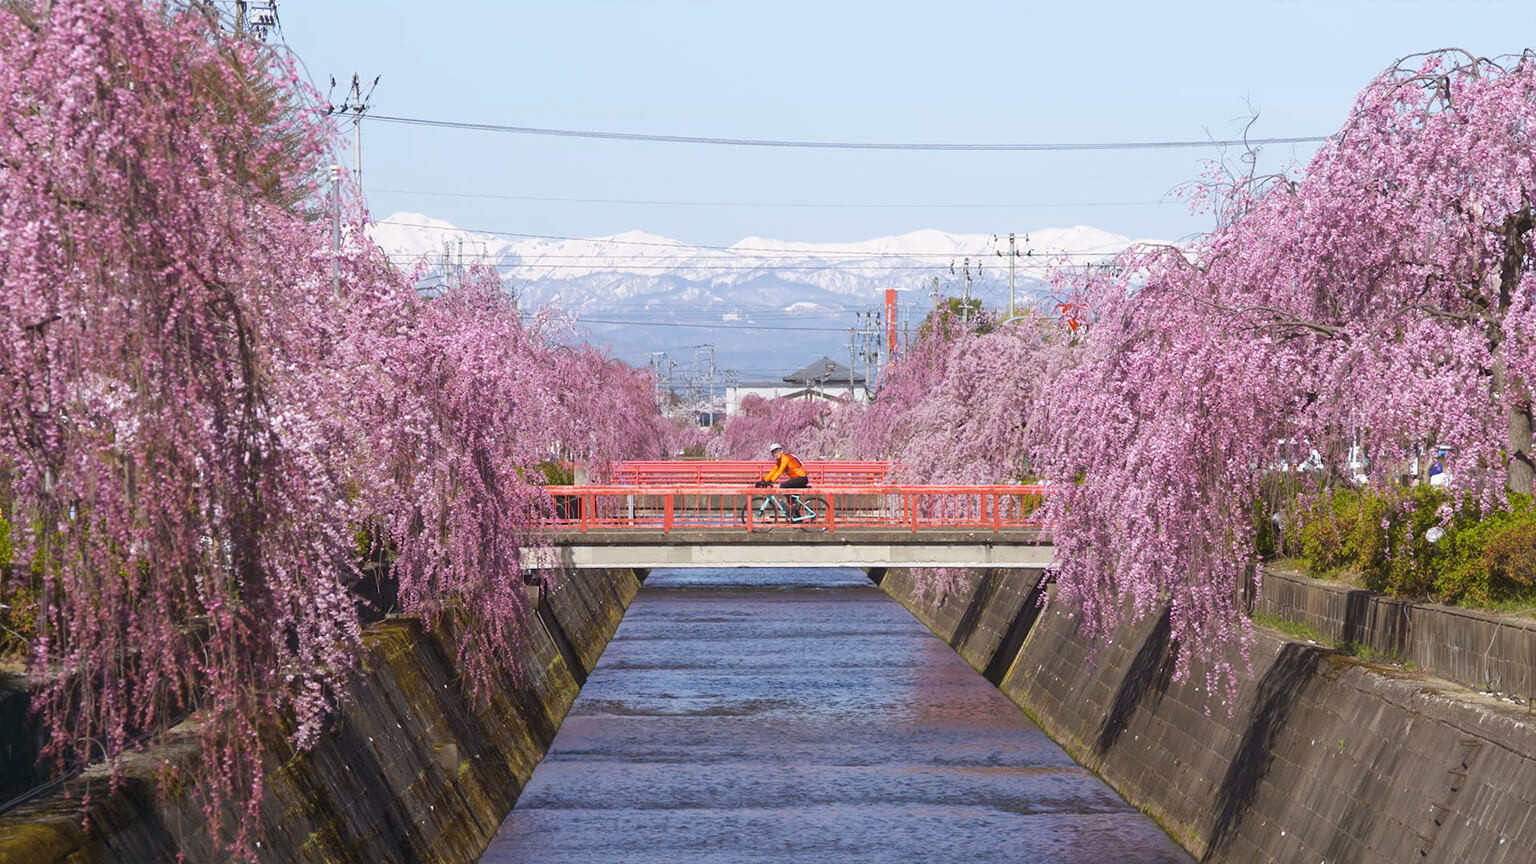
[725,356,868,416]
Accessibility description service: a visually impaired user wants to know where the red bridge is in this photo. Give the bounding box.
[536,461,1052,570]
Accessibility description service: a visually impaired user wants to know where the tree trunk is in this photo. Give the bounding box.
[1495,206,1534,496]
[1490,355,1534,496]
[1509,402,1535,496]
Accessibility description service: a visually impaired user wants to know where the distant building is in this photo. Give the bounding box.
[725,356,868,415]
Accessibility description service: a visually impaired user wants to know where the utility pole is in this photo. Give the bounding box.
[869,308,882,385]
[206,2,279,40]
[706,343,717,426]
[962,257,973,323]
[330,164,340,297]
[1008,232,1016,320]
[329,74,379,205]
[848,328,857,402]
[648,352,668,412]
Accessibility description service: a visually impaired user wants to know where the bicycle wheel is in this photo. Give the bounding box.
[741,494,779,531]
[796,496,830,532]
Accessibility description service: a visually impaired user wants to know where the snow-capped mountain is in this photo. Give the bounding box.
[369,213,1152,373]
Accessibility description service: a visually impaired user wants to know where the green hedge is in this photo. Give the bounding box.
[1286,486,1536,605]
[0,513,34,657]
[536,461,575,486]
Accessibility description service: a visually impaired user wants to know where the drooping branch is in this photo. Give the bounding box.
[1181,294,1351,340]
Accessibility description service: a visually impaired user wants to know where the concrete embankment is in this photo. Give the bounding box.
[0,567,641,864]
[877,567,1536,863]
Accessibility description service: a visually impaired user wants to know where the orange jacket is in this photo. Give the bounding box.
[763,452,807,482]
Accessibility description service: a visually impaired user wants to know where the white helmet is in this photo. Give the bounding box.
[768,443,784,454]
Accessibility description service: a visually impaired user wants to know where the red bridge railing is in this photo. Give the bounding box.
[609,461,894,487]
[545,484,1047,533]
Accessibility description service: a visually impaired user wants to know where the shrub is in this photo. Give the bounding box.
[1285,484,1536,605]
[1435,496,1536,604]
[536,461,575,486]
[0,585,38,658]
[1294,488,1393,579]
[0,511,39,657]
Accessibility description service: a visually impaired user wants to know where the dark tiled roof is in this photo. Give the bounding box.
[783,356,865,384]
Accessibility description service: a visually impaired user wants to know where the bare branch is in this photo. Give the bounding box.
[1401,304,1480,325]
[1178,293,1349,340]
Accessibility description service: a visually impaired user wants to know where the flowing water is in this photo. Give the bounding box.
[479,567,1191,863]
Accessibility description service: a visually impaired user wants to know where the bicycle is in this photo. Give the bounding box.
[738,487,828,532]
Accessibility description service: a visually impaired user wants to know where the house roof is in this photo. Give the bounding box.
[783,356,865,385]
[730,380,796,390]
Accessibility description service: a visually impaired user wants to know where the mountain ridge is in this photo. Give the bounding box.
[368,213,1157,372]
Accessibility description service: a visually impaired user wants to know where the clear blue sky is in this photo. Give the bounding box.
[276,0,1533,247]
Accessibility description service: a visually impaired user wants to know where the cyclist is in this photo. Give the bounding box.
[759,443,809,489]
[757,443,810,516]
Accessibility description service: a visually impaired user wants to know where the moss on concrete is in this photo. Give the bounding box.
[0,568,642,864]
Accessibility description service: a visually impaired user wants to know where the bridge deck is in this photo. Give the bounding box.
[537,527,1054,570]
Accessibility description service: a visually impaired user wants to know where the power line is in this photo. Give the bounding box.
[367,187,1173,210]
[385,257,1083,274]
[369,113,1329,152]
[389,258,988,272]
[387,250,1077,263]
[577,318,855,332]
[385,253,1094,269]
[586,312,870,323]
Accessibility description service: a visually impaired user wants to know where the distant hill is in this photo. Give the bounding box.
[369,213,1155,375]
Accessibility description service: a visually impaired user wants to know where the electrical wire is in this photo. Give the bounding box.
[369,113,1329,152]
[577,318,857,332]
[385,249,1095,262]
[385,257,1094,274]
[367,187,1174,210]
[391,261,1049,273]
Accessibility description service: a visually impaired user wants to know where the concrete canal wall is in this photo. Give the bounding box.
[878,567,1536,863]
[1255,566,1536,703]
[0,567,642,864]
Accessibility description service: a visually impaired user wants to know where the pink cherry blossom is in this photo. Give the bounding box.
[0,3,664,855]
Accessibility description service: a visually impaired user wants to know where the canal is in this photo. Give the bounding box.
[479,567,1191,863]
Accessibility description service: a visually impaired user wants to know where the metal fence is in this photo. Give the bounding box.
[545,484,1047,533]
[609,460,895,487]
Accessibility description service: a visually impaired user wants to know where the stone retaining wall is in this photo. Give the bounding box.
[0,567,642,864]
[0,672,40,807]
[881,567,1536,864]
[1256,566,1536,702]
